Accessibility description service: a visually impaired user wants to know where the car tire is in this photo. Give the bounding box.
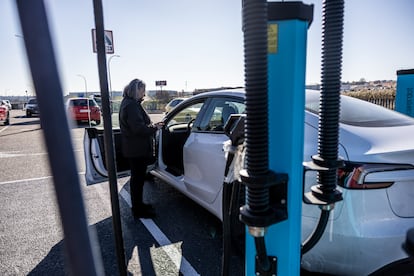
[95,120,101,125]
[26,111,31,117]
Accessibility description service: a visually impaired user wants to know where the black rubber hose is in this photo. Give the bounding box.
[316,0,344,194]
[302,0,344,256]
[241,0,271,272]
[243,0,269,216]
[301,210,330,254]
[255,237,271,272]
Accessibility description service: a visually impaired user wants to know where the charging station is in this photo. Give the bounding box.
[395,69,414,118]
[240,2,313,275]
[262,3,313,275]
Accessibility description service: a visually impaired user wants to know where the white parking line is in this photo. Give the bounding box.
[119,188,200,276]
[0,125,10,133]
[0,175,52,185]
[0,175,200,275]
[0,172,85,186]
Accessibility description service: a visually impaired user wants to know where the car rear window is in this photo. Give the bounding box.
[70,99,98,107]
[306,90,414,127]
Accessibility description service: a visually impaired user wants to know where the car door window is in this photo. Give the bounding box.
[162,101,206,175]
[166,102,204,129]
[199,98,245,132]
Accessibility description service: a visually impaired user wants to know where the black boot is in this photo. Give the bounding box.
[131,204,156,219]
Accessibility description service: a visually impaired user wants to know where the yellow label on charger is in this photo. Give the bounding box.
[268,23,278,54]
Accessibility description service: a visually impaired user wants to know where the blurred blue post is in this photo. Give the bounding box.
[395,69,414,117]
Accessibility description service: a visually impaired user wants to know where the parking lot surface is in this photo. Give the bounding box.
[0,110,245,275]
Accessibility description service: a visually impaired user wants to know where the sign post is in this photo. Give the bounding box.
[155,80,167,92]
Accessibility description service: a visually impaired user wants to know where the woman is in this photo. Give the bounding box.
[119,78,163,218]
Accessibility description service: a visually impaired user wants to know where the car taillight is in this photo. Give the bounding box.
[337,162,414,189]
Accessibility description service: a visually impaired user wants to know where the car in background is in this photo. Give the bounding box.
[66,98,101,125]
[0,100,10,125]
[83,89,414,275]
[26,98,39,117]
[165,97,186,114]
[2,100,12,110]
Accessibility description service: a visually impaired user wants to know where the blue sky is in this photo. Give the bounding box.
[1,0,413,96]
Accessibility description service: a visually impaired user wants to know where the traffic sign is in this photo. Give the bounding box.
[156,80,167,86]
[91,29,114,54]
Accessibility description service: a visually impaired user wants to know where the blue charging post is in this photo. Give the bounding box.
[245,2,313,275]
[395,69,414,118]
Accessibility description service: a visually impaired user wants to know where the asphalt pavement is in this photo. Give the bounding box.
[0,110,244,276]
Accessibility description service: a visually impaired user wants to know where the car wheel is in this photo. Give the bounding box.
[95,119,101,125]
[26,111,32,117]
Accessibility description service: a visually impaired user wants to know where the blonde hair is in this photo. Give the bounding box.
[123,78,146,99]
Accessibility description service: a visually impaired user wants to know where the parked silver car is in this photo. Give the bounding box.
[25,98,39,117]
[84,89,414,275]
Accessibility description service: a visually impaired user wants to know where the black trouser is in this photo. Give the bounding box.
[128,157,148,212]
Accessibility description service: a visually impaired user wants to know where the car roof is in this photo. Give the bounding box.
[189,89,245,100]
[169,97,186,102]
[67,97,95,101]
[186,89,414,127]
[189,88,320,100]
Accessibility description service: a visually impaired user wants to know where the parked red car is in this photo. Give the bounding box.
[0,100,10,125]
[66,98,101,125]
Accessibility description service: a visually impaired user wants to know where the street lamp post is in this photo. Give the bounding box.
[76,74,88,96]
[76,74,90,125]
[108,55,120,100]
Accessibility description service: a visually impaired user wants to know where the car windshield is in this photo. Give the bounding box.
[28,99,37,104]
[306,90,414,127]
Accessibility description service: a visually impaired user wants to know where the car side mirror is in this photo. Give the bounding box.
[224,114,245,145]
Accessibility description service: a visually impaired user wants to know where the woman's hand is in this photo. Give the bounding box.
[154,122,164,130]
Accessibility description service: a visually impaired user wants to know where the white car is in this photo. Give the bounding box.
[1,100,12,110]
[84,89,414,275]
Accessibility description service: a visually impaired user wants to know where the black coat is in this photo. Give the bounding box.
[119,97,157,159]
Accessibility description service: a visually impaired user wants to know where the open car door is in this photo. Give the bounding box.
[84,127,157,185]
[84,127,130,185]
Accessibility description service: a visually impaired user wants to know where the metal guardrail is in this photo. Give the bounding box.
[367,97,395,110]
[344,90,396,110]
